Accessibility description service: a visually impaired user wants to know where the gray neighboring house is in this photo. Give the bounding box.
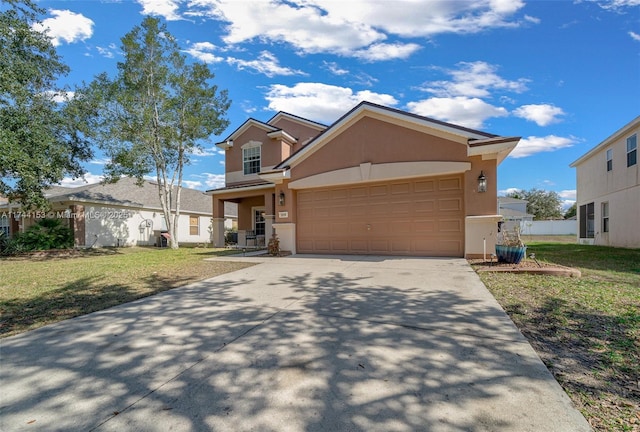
[498,197,534,231]
[570,116,639,248]
[0,178,214,247]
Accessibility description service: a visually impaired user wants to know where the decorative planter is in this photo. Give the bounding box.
[495,245,527,264]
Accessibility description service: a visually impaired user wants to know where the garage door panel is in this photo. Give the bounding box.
[350,187,368,199]
[297,175,464,257]
[414,200,436,213]
[414,180,435,193]
[439,177,461,190]
[391,183,411,195]
[329,222,349,235]
[350,240,368,253]
[412,219,436,233]
[439,219,462,232]
[439,198,463,212]
[391,239,412,253]
[329,205,348,218]
[330,189,349,200]
[370,239,390,253]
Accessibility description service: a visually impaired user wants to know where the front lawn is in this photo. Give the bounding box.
[0,247,254,338]
[475,242,640,432]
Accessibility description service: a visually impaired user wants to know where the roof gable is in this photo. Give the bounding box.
[275,101,505,169]
[216,118,280,149]
[267,111,327,131]
[570,115,640,167]
[44,178,211,214]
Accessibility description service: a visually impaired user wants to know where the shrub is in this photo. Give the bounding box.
[12,218,74,251]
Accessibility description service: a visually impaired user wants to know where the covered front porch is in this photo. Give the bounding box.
[210,183,276,248]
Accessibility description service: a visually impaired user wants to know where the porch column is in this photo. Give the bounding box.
[212,196,225,247]
[264,191,275,239]
[70,205,85,246]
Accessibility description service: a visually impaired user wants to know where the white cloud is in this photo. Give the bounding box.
[189,146,219,157]
[136,0,182,20]
[96,44,117,59]
[184,42,225,63]
[406,97,508,129]
[193,173,226,189]
[558,189,577,200]
[629,31,640,41]
[182,180,203,189]
[57,173,104,187]
[509,135,577,158]
[89,157,111,165]
[421,61,529,98]
[43,90,74,103]
[498,187,522,196]
[591,0,640,11]
[524,15,541,24]
[33,9,94,46]
[265,83,398,123]
[227,51,307,77]
[323,61,349,76]
[200,0,525,59]
[353,42,422,62]
[513,104,565,126]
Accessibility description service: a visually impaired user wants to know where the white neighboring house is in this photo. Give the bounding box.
[498,197,534,232]
[0,178,213,247]
[570,116,640,248]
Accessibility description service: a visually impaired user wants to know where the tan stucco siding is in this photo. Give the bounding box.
[269,117,324,152]
[225,127,268,173]
[290,117,469,181]
[464,156,498,216]
[574,121,640,204]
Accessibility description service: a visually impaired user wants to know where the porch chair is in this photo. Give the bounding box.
[245,230,257,246]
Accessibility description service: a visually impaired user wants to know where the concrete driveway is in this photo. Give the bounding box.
[0,255,590,432]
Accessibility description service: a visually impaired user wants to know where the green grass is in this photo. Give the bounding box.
[475,242,640,432]
[0,247,254,337]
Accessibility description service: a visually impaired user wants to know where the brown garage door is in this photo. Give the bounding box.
[296,175,464,257]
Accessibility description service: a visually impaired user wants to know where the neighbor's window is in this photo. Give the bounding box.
[243,146,261,175]
[606,148,613,171]
[0,215,9,237]
[601,202,609,233]
[579,202,595,239]
[627,134,637,167]
[189,215,199,236]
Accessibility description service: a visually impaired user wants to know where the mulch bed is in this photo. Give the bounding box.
[469,258,581,277]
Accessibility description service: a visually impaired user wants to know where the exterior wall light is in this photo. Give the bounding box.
[477,171,487,193]
[278,191,285,206]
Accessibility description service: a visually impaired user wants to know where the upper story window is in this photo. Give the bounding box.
[606,149,612,171]
[627,134,637,167]
[189,215,199,236]
[243,146,261,175]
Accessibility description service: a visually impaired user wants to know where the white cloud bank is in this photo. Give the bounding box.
[265,83,398,124]
[513,104,565,126]
[33,9,94,46]
[144,0,529,60]
[509,135,578,158]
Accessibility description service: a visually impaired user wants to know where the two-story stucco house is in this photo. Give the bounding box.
[208,102,520,258]
[570,116,640,248]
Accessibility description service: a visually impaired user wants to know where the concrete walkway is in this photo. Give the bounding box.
[0,255,591,431]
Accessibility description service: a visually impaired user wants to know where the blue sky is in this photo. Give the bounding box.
[31,0,640,208]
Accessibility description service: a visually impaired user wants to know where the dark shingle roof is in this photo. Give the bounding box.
[45,178,211,214]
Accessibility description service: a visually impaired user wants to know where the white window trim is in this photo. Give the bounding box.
[627,134,637,167]
[601,202,609,233]
[242,141,262,176]
[606,148,612,172]
[252,206,266,237]
[189,215,199,236]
